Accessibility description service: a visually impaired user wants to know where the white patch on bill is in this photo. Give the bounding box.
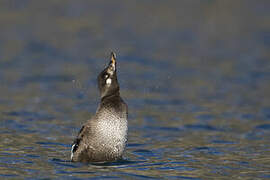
[111,64,115,71]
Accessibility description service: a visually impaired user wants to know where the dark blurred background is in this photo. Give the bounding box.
[1,0,269,108]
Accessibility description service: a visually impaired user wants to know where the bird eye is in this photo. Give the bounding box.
[104,74,109,79]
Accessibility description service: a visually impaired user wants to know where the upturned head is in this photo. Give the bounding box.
[98,52,120,99]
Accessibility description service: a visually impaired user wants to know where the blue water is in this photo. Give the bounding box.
[0,0,270,179]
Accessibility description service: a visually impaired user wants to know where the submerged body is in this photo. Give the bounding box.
[71,53,128,163]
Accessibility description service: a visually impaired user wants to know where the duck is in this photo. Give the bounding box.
[71,52,128,163]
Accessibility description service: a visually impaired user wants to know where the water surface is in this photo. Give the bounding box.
[0,1,270,179]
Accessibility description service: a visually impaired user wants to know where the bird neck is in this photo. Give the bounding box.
[101,91,120,102]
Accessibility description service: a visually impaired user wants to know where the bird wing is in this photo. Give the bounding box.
[71,124,89,160]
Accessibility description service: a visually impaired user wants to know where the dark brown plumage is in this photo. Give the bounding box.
[71,52,128,163]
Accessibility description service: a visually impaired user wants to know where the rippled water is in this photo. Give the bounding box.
[1,1,270,179]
